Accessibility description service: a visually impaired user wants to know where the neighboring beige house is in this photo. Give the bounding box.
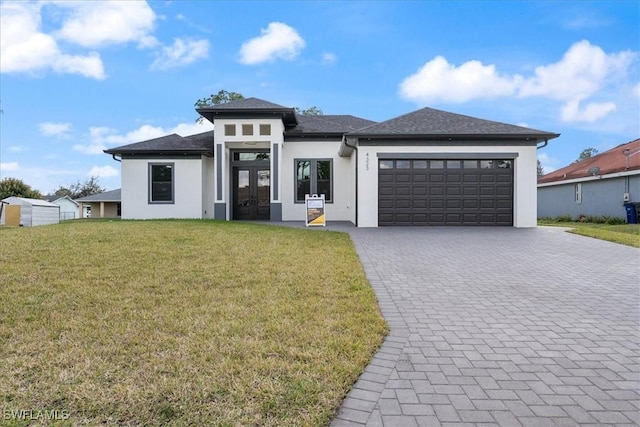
[75,189,121,219]
[105,98,559,227]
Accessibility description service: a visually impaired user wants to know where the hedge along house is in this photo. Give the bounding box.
[105,98,559,227]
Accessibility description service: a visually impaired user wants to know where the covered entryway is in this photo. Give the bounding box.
[378,158,513,226]
[231,151,271,220]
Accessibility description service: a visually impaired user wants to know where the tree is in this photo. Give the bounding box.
[0,177,43,200]
[295,106,323,116]
[195,90,245,123]
[55,176,105,199]
[537,160,544,177]
[572,147,598,164]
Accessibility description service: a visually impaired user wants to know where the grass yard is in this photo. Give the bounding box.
[0,220,387,426]
[538,220,640,248]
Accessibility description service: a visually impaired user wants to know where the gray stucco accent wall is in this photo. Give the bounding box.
[272,143,279,200]
[270,202,282,221]
[214,202,226,220]
[538,175,640,219]
[216,144,223,200]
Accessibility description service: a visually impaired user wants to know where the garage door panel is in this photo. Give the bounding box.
[412,186,427,196]
[430,199,444,208]
[413,199,427,208]
[378,158,513,226]
[396,186,411,195]
[379,187,394,196]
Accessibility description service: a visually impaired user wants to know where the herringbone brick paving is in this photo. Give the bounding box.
[330,226,639,427]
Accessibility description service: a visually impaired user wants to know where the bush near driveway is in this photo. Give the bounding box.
[0,220,387,426]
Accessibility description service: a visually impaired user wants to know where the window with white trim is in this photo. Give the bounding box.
[574,183,582,204]
[295,159,332,203]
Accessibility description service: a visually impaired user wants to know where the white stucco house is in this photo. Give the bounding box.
[105,98,559,227]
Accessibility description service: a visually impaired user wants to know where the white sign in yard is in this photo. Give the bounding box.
[305,194,326,227]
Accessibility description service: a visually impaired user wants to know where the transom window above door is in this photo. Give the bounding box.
[232,152,270,161]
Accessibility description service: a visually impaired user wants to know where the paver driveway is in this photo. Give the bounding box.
[331,226,640,427]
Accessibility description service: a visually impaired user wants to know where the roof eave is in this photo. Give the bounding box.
[196,107,298,126]
[348,133,560,141]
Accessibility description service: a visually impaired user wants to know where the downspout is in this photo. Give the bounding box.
[111,154,121,162]
[536,139,548,150]
[343,137,358,226]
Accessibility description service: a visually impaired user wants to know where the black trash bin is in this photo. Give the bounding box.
[624,202,638,224]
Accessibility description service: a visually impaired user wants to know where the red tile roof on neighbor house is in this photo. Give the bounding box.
[538,138,640,184]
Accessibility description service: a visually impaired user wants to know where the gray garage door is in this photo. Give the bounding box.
[378,159,513,226]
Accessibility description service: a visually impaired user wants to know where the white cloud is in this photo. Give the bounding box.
[39,122,71,137]
[151,38,210,71]
[54,1,157,48]
[322,52,337,65]
[0,162,20,172]
[9,146,26,153]
[399,40,638,123]
[0,2,106,79]
[399,56,519,103]
[73,122,214,154]
[89,165,119,178]
[560,99,617,123]
[518,40,634,101]
[239,22,305,65]
[537,152,561,174]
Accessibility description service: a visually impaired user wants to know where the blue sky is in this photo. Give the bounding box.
[1,0,638,193]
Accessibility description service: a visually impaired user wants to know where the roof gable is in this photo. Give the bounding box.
[196,97,297,126]
[538,138,640,184]
[75,188,121,202]
[349,107,559,140]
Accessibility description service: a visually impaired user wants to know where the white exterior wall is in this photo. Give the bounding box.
[121,157,206,219]
[280,139,355,222]
[356,144,538,228]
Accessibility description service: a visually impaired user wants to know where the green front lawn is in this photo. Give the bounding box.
[0,220,387,426]
[538,220,640,248]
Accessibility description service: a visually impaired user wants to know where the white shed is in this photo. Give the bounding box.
[45,195,80,220]
[0,197,60,227]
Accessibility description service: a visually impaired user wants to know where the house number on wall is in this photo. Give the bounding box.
[365,152,370,171]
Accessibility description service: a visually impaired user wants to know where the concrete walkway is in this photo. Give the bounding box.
[330,226,640,427]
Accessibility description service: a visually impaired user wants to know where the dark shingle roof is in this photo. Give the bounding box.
[75,189,121,202]
[286,114,377,134]
[349,107,559,140]
[104,131,214,155]
[200,97,289,110]
[196,97,297,126]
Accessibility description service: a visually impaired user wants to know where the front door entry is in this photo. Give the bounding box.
[233,167,270,220]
